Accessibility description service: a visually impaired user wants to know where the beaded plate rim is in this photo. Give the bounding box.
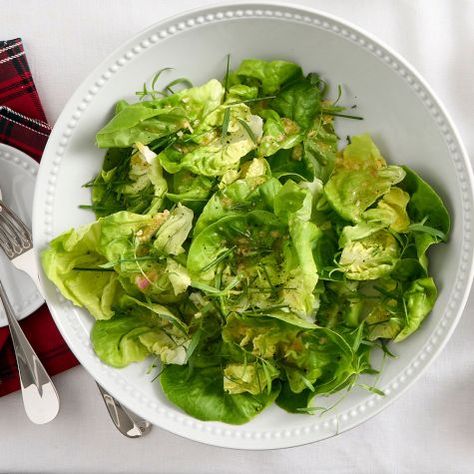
[32,2,474,449]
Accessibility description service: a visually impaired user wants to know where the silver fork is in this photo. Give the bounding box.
[0,200,60,424]
[0,195,151,435]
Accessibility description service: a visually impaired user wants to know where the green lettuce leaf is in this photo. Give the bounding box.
[230,59,303,95]
[188,211,284,281]
[41,220,121,320]
[362,187,410,232]
[194,174,281,236]
[281,217,321,316]
[273,180,312,222]
[166,170,215,211]
[367,318,403,341]
[90,143,168,217]
[160,364,280,424]
[223,362,280,395]
[227,84,259,101]
[339,222,386,248]
[276,328,370,412]
[302,114,338,183]
[119,294,188,334]
[97,211,162,262]
[267,148,314,182]
[324,134,406,222]
[281,332,335,393]
[91,315,152,367]
[91,296,189,368]
[258,110,303,158]
[96,79,224,148]
[222,313,302,359]
[339,230,400,280]
[400,166,450,270]
[158,103,261,176]
[271,77,321,130]
[153,204,193,256]
[395,277,438,342]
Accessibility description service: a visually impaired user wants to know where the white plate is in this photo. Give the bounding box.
[32,3,474,449]
[0,144,43,327]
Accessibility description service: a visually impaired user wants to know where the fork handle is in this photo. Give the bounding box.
[0,280,60,424]
[96,383,152,438]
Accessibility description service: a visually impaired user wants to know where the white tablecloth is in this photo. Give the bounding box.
[1,1,473,472]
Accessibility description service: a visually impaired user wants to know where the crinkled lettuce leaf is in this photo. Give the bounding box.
[41,219,121,320]
[400,166,450,270]
[91,295,189,368]
[153,204,193,256]
[395,277,437,342]
[339,230,400,280]
[230,59,302,95]
[96,79,224,148]
[158,103,261,177]
[324,134,406,222]
[363,187,410,232]
[166,170,215,211]
[271,76,321,130]
[193,159,282,235]
[42,208,194,317]
[223,362,280,395]
[258,110,303,158]
[188,210,284,281]
[303,114,338,183]
[273,179,312,222]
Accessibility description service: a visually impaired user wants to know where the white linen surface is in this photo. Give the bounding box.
[0,1,473,472]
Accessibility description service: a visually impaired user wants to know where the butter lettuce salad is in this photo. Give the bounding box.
[42,59,450,424]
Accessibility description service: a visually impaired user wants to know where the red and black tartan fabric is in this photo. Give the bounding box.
[0,38,78,397]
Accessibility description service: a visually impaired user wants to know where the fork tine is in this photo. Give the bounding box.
[0,200,33,259]
[0,225,16,257]
[0,201,31,239]
[0,214,23,242]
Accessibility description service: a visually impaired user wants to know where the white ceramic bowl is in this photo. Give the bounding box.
[33,3,474,449]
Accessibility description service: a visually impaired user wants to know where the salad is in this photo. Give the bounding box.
[42,59,450,424]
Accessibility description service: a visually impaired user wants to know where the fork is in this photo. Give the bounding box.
[0,196,151,435]
[0,201,60,424]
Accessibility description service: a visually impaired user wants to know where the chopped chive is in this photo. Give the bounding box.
[296,406,328,414]
[200,245,236,273]
[333,84,343,105]
[164,77,193,95]
[301,375,316,392]
[322,111,364,120]
[72,267,115,272]
[261,265,274,290]
[237,118,257,144]
[357,383,385,397]
[381,340,397,358]
[407,223,446,240]
[226,95,276,106]
[261,361,273,396]
[223,53,231,98]
[221,107,231,143]
[245,304,289,314]
[79,204,109,211]
[136,67,173,100]
[99,256,156,269]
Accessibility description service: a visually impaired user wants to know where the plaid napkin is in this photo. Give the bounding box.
[0,38,78,397]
